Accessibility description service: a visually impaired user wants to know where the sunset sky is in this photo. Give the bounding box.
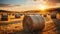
[0,0,60,11]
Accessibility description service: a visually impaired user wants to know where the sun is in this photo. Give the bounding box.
[38,5,47,14]
[39,5,47,10]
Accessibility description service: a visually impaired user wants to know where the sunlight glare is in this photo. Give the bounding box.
[39,5,47,10]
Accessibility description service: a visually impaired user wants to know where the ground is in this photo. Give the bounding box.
[0,14,60,34]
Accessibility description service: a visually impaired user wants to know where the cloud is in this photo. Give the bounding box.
[50,0,60,3]
[43,0,60,6]
[0,4,21,7]
[45,0,60,3]
[0,4,13,7]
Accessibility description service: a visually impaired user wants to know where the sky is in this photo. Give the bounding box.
[0,0,60,11]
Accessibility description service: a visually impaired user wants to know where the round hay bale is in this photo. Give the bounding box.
[51,14,56,19]
[23,15,45,32]
[1,14,8,21]
[15,14,20,18]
